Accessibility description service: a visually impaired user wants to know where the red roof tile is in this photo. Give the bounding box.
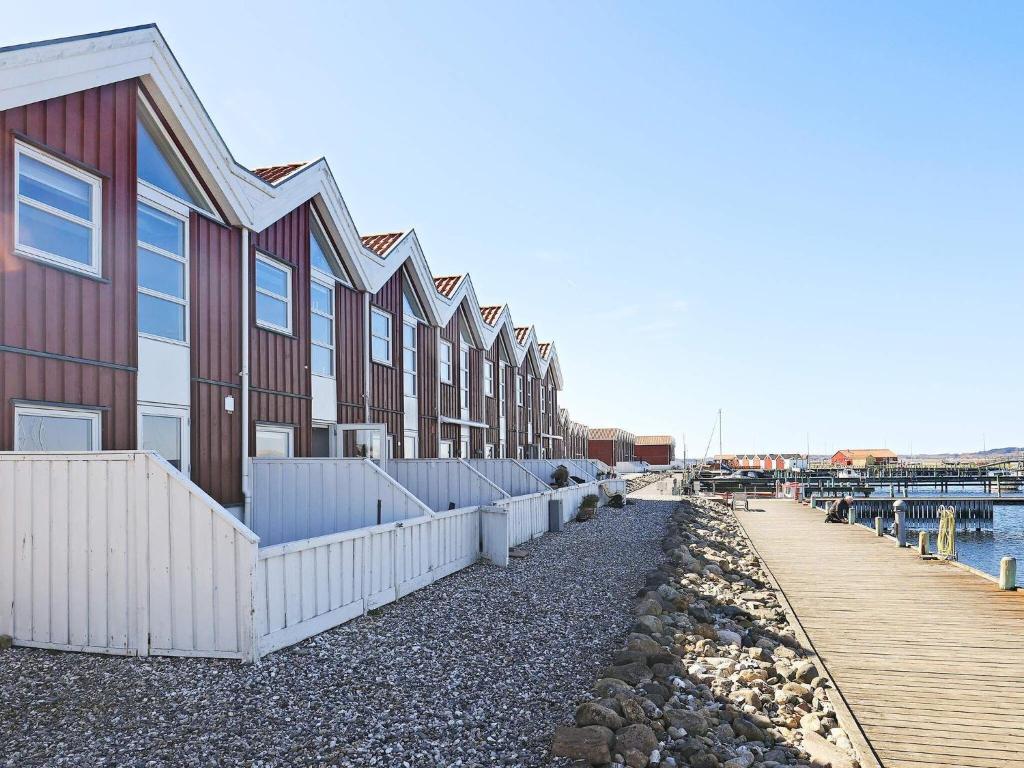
[538,342,551,358]
[433,275,463,298]
[636,435,675,446]
[251,162,309,185]
[361,232,405,257]
[514,326,530,344]
[479,305,503,326]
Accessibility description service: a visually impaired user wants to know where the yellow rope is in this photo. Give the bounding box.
[937,505,957,560]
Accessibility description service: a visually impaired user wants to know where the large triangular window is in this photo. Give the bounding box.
[137,97,213,213]
[402,274,426,322]
[310,209,353,285]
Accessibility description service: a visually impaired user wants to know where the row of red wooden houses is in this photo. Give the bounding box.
[0,25,610,515]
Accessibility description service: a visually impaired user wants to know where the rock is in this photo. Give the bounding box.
[801,730,857,768]
[0,634,12,650]
[575,702,625,730]
[601,662,653,686]
[689,753,720,768]
[594,677,635,698]
[615,724,658,757]
[663,708,709,736]
[624,747,649,768]
[732,716,769,743]
[633,615,665,636]
[636,597,663,616]
[620,697,648,724]
[717,629,742,647]
[508,548,529,559]
[793,660,818,683]
[626,634,665,657]
[551,725,614,764]
[799,713,824,734]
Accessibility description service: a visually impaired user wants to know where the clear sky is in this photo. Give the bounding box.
[5,2,1022,456]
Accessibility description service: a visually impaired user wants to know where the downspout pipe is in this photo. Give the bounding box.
[241,227,252,528]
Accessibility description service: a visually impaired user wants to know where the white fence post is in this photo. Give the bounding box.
[480,506,510,567]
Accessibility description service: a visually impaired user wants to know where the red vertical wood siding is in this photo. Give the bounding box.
[588,439,614,467]
[0,82,138,450]
[251,203,311,455]
[370,271,402,450]
[336,284,365,425]
[190,213,242,505]
[635,444,673,465]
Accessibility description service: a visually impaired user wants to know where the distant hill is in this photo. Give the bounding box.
[908,447,1023,463]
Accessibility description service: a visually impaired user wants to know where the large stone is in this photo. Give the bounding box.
[0,634,12,650]
[633,615,665,636]
[601,662,653,686]
[575,702,624,730]
[799,713,824,734]
[615,723,658,756]
[793,660,818,684]
[624,748,649,768]
[717,629,742,647]
[732,716,769,743]
[620,697,648,724]
[663,708,709,736]
[800,730,857,768]
[636,596,663,616]
[551,725,614,764]
[626,634,665,656]
[594,677,635,698]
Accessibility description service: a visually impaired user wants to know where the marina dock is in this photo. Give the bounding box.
[735,498,1024,767]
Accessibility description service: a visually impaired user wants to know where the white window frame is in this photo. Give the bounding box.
[311,422,336,457]
[439,440,454,459]
[138,403,189,475]
[517,445,524,459]
[14,140,103,277]
[516,374,524,407]
[460,437,470,459]
[459,341,470,420]
[310,275,335,377]
[402,318,418,394]
[439,339,453,384]
[255,423,294,458]
[136,195,190,345]
[499,362,507,417]
[255,253,293,334]
[540,384,546,414]
[370,306,393,365]
[483,359,494,398]
[404,431,418,458]
[485,444,495,459]
[14,404,101,452]
[310,207,352,286]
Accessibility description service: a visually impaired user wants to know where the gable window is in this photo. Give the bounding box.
[15,405,101,452]
[310,209,352,285]
[371,307,393,364]
[484,360,494,398]
[402,275,426,322]
[14,141,102,276]
[255,424,293,458]
[137,201,188,342]
[311,278,335,376]
[255,254,292,333]
[137,97,212,213]
[440,340,453,384]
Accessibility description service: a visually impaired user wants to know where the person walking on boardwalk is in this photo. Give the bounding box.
[825,495,853,523]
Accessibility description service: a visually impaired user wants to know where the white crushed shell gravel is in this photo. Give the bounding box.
[0,499,673,768]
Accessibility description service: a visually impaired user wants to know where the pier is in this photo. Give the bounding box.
[809,495,1011,522]
[735,497,1024,767]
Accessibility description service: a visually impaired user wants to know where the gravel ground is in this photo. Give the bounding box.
[0,500,673,768]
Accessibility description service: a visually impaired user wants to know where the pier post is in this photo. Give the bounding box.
[893,500,907,547]
[999,557,1017,591]
[847,506,856,525]
[918,531,929,556]
[874,516,883,537]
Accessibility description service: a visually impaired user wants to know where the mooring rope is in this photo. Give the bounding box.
[937,505,957,560]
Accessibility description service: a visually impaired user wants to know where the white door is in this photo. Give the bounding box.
[139,404,189,474]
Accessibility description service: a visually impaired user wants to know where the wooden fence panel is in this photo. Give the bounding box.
[385,459,507,512]
[464,459,549,496]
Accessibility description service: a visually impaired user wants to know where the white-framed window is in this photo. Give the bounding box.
[439,339,453,384]
[516,374,524,406]
[499,362,507,418]
[540,384,546,414]
[255,424,294,457]
[459,342,470,419]
[310,208,352,285]
[137,200,188,343]
[439,440,453,459]
[386,434,394,458]
[517,445,524,459]
[137,94,214,215]
[483,359,494,398]
[485,444,495,459]
[403,320,418,393]
[460,438,470,459]
[139,404,188,473]
[255,253,293,333]
[311,423,334,457]
[371,307,393,365]
[14,141,103,277]
[404,431,418,458]
[14,404,101,452]
[311,277,335,376]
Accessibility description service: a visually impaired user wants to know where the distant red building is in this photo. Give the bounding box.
[635,435,675,465]
[588,427,635,467]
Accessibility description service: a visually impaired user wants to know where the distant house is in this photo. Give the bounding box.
[831,449,899,468]
[635,435,675,465]
[781,454,808,470]
[588,427,636,466]
[713,454,739,469]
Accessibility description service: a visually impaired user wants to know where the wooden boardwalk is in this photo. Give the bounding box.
[735,498,1024,768]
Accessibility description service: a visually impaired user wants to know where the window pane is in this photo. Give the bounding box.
[310,230,333,276]
[312,345,333,376]
[311,314,333,345]
[371,310,390,338]
[403,371,415,391]
[256,293,288,329]
[16,413,94,451]
[311,427,331,457]
[402,323,416,348]
[256,429,291,458]
[138,293,185,340]
[440,343,451,364]
[372,337,390,362]
[19,154,92,220]
[18,204,92,265]
[311,282,332,314]
[138,247,184,298]
[256,259,288,297]
[137,115,200,207]
[142,415,182,469]
[138,203,184,255]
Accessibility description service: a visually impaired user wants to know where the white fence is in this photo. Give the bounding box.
[497,479,627,547]
[386,459,508,512]
[516,459,559,485]
[0,452,258,660]
[464,459,549,496]
[250,458,431,546]
[255,506,480,655]
[558,458,598,481]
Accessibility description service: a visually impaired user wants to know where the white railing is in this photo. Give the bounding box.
[516,458,559,485]
[385,459,508,512]
[250,458,431,546]
[255,505,480,656]
[464,459,549,496]
[0,452,259,660]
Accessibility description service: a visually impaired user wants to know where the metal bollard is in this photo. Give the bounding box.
[874,516,883,537]
[918,531,929,556]
[999,557,1017,591]
[893,499,907,547]
[847,507,856,525]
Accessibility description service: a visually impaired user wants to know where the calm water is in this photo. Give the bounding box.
[855,487,1024,585]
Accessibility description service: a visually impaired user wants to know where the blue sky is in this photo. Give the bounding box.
[5,2,1022,456]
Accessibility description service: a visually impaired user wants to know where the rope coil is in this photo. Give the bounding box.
[937,505,957,561]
